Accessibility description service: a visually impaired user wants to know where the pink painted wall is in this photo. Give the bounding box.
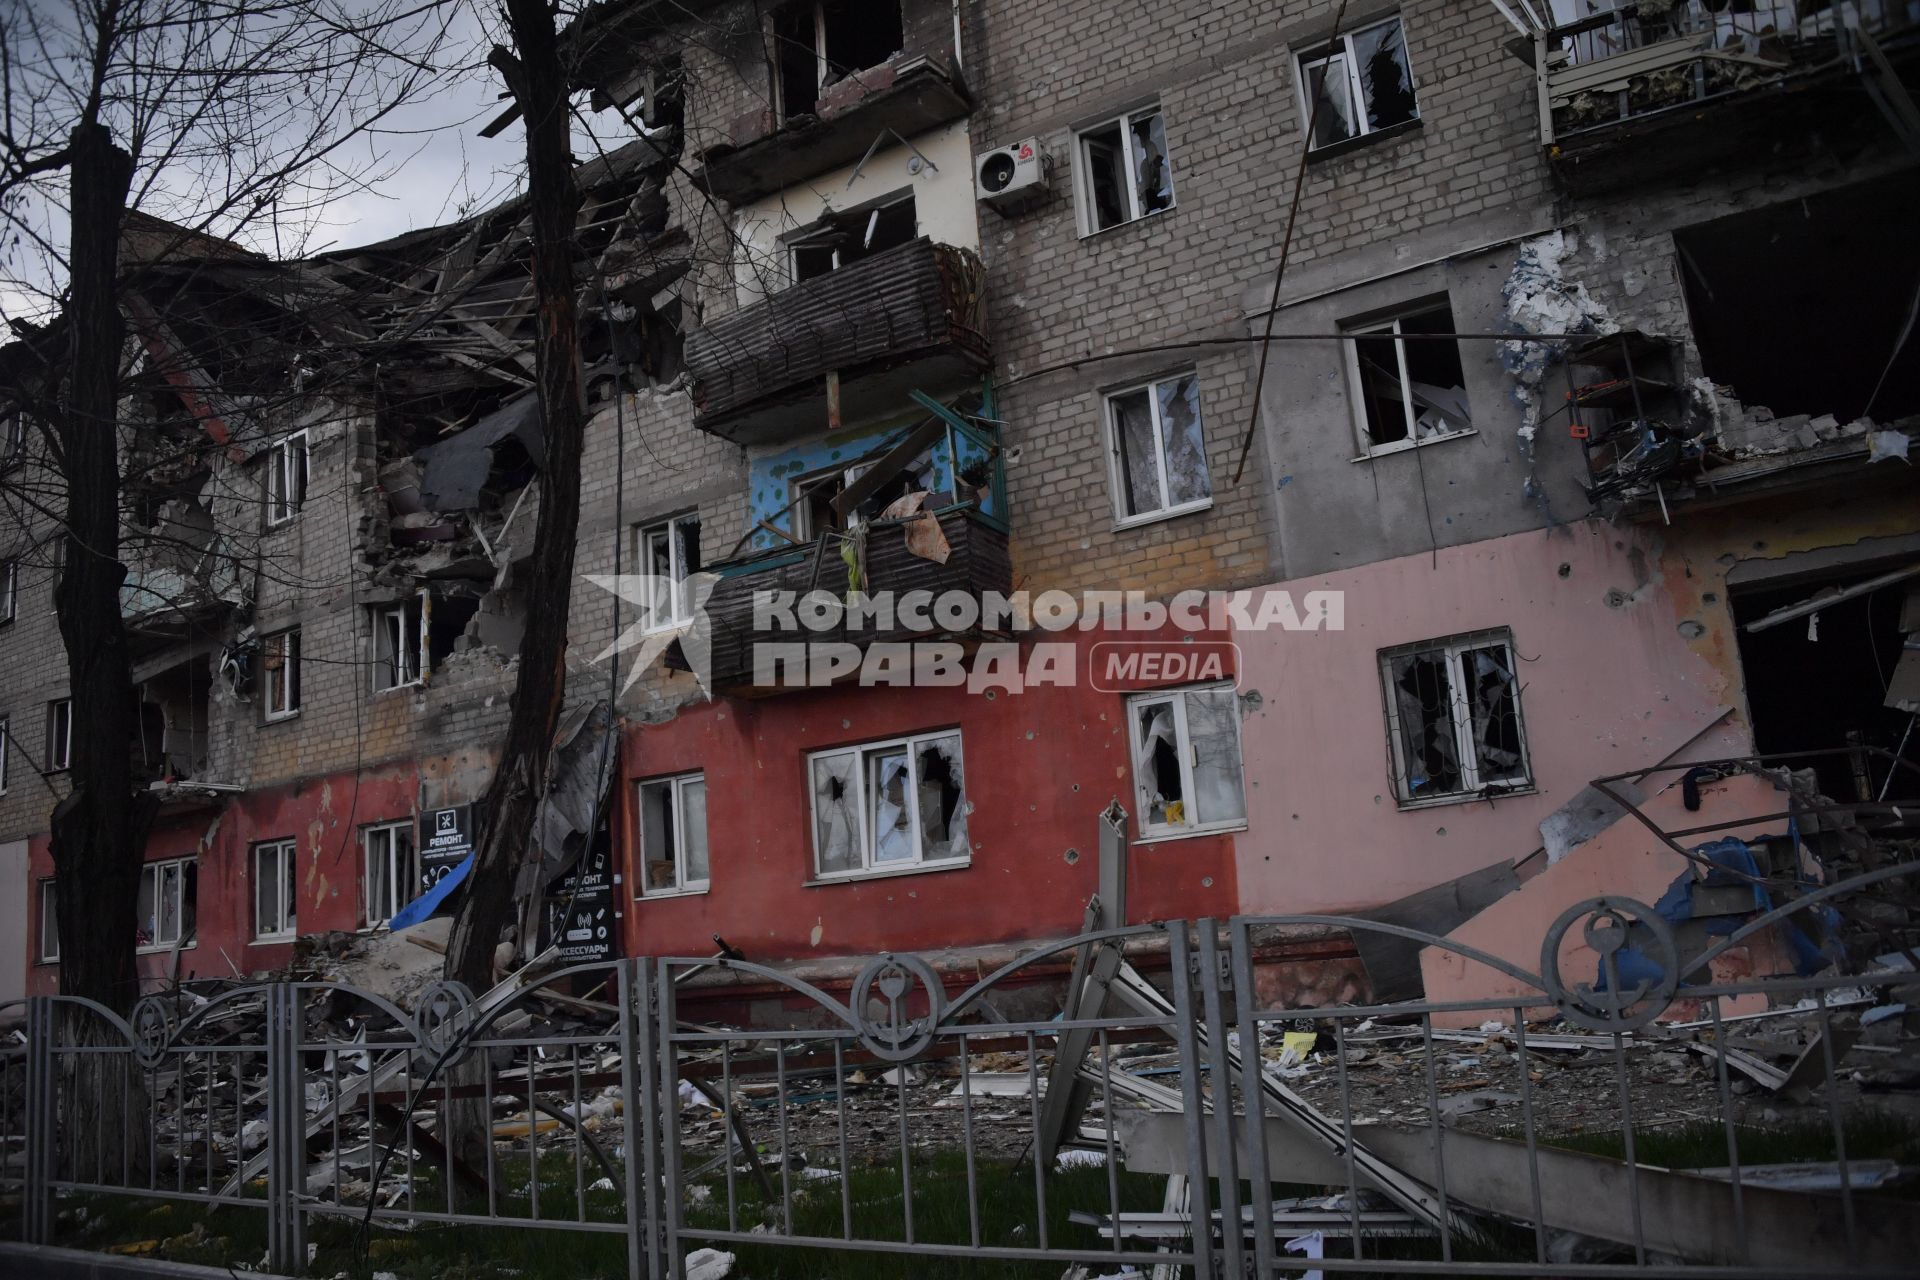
[1231,522,1739,915]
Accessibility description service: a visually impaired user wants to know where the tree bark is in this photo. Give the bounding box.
[50,121,156,1016]
[443,0,587,995]
[50,120,155,1183]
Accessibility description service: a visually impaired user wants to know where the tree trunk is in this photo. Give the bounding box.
[443,0,587,996]
[50,120,156,1181]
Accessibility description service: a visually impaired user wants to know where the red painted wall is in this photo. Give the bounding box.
[617,631,1242,963]
[25,763,421,996]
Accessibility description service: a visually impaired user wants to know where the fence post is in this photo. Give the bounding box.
[1194,921,1243,1278]
[618,958,659,1280]
[265,983,307,1275]
[1165,924,1215,1279]
[22,995,52,1245]
[655,960,685,1280]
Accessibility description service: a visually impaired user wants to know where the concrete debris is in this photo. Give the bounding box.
[684,1249,735,1280]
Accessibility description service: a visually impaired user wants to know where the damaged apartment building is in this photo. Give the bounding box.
[3,0,1918,1016]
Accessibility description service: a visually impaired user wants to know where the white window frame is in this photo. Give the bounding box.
[1073,104,1176,236]
[808,730,969,880]
[45,698,71,771]
[636,514,699,632]
[39,879,57,962]
[254,838,299,941]
[136,856,195,953]
[0,558,16,624]
[1342,300,1474,458]
[1297,14,1420,152]
[263,628,301,721]
[1378,628,1534,808]
[636,771,711,898]
[1103,373,1214,528]
[363,819,418,927]
[1124,682,1249,840]
[372,593,427,691]
[265,430,309,527]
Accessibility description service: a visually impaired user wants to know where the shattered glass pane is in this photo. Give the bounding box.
[1157,376,1212,506]
[1391,652,1461,798]
[136,866,157,947]
[158,863,182,946]
[1304,54,1357,149]
[1398,305,1470,440]
[812,751,861,875]
[680,778,710,883]
[867,746,913,863]
[258,848,280,936]
[1459,644,1527,784]
[1352,328,1411,447]
[643,526,674,625]
[640,779,678,891]
[282,847,295,933]
[1184,689,1246,827]
[1081,121,1128,231]
[915,734,967,860]
[1135,699,1184,826]
[1111,389,1160,516]
[1353,18,1418,131]
[1130,110,1174,217]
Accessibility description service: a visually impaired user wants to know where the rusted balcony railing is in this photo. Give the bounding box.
[684,238,989,445]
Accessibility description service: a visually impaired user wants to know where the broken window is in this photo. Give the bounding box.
[255,838,298,940]
[1125,684,1248,837]
[808,730,968,877]
[265,430,309,527]
[0,717,10,794]
[1298,15,1419,151]
[637,514,702,630]
[789,452,929,541]
[1379,629,1531,805]
[136,857,196,952]
[790,194,918,283]
[637,771,710,896]
[1344,300,1471,454]
[774,0,904,121]
[2,408,26,468]
[0,558,14,623]
[363,819,418,926]
[45,698,70,771]
[1105,372,1213,525]
[372,594,427,691]
[262,629,301,721]
[38,880,57,962]
[1076,105,1175,233]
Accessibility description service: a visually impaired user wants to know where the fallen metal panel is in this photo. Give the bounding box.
[1363,1123,1920,1272]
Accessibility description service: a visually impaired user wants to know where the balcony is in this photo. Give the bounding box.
[690,54,971,206]
[1534,0,1917,187]
[671,505,1011,696]
[684,238,989,445]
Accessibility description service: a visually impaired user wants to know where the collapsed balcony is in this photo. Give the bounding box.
[684,238,989,444]
[671,505,1012,696]
[1533,0,1919,186]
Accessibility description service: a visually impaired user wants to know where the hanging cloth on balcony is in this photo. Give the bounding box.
[881,490,951,565]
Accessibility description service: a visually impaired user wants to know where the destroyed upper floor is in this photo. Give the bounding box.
[1520,0,1920,190]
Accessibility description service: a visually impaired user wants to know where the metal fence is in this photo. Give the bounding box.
[3,877,1917,1278]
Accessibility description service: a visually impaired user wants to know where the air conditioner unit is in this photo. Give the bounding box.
[975,138,1048,211]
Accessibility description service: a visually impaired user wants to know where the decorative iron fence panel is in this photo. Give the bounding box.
[6,885,1917,1278]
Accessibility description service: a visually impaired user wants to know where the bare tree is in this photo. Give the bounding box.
[0,0,452,1045]
[441,0,585,993]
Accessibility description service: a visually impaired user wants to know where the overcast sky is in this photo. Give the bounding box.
[0,2,630,323]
